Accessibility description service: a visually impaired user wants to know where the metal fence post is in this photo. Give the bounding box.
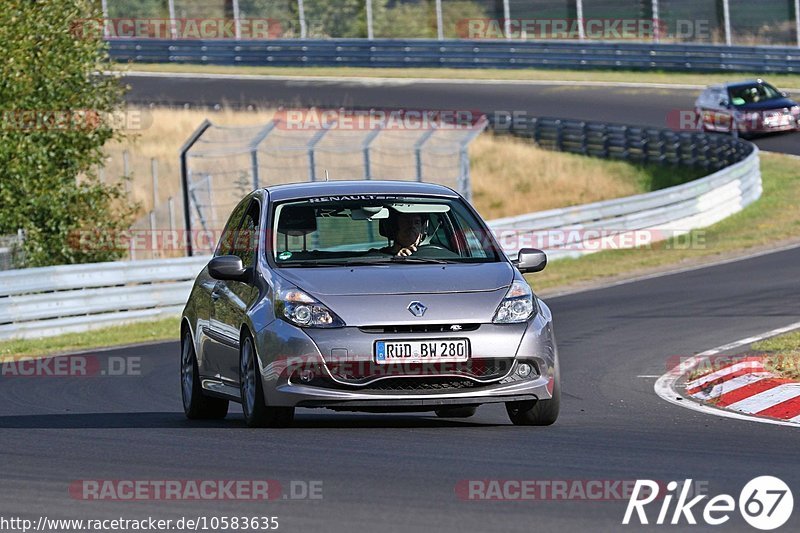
[651,0,660,43]
[414,128,437,182]
[168,197,175,233]
[503,0,511,39]
[307,125,332,182]
[722,0,732,45]
[150,158,158,214]
[149,210,157,259]
[168,0,177,39]
[795,0,800,48]
[179,119,212,256]
[366,0,374,40]
[576,0,585,41]
[232,0,242,40]
[249,121,277,189]
[297,0,307,38]
[362,126,382,180]
[100,0,109,39]
[435,0,444,40]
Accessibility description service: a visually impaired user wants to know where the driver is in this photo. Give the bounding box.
[382,212,424,257]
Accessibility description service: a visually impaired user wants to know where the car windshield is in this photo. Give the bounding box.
[270,196,501,266]
[729,83,782,105]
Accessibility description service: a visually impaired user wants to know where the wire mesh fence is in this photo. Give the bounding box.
[101,0,800,45]
[180,110,488,255]
[0,231,24,272]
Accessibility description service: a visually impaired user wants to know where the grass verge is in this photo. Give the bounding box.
[751,331,800,380]
[122,64,800,89]
[0,317,179,360]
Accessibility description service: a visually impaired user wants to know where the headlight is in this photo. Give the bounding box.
[276,287,345,328]
[791,106,800,115]
[492,280,535,324]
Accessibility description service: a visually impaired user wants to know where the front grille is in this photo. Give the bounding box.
[358,323,480,334]
[326,358,514,383]
[291,360,514,390]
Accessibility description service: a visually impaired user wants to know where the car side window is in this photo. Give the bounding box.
[214,198,251,257]
[233,201,260,269]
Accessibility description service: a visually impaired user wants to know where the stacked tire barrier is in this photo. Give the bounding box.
[488,116,760,259]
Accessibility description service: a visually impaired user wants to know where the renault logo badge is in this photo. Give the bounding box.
[407,301,427,317]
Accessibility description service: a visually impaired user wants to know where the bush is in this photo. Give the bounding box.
[0,0,138,267]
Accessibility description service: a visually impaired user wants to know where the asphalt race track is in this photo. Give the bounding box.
[2,245,800,531]
[124,75,800,156]
[1,75,798,531]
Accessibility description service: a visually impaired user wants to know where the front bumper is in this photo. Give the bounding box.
[253,301,558,409]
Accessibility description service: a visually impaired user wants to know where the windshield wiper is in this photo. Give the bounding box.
[278,259,392,267]
[389,256,454,264]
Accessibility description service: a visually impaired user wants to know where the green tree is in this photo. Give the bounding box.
[0,0,139,267]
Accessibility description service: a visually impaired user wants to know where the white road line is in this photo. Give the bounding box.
[726,384,800,413]
[116,70,713,90]
[654,321,800,428]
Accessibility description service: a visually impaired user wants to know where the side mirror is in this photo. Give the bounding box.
[514,248,547,274]
[208,255,250,282]
[719,99,729,108]
[781,91,789,98]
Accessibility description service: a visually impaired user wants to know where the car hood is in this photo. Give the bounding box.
[736,97,797,111]
[274,262,514,296]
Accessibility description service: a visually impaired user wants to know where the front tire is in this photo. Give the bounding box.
[181,331,229,420]
[506,371,560,426]
[239,334,294,428]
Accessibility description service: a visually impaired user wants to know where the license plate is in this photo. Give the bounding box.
[765,114,791,127]
[375,339,470,364]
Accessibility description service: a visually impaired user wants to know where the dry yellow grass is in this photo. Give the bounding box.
[469,133,653,219]
[106,107,695,226]
[104,107,278,214]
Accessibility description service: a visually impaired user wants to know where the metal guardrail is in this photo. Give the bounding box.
[489,116,761,259]
[0,115,761,341]
[108,39,800,73]
[0,256,209,341]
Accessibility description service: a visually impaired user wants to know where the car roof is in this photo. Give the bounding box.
[721,79,768,89]
[263,180,461,202]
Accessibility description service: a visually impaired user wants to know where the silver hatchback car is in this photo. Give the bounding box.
[181,181,560,427]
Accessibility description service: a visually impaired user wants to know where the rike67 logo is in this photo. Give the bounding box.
[623,477,793,530]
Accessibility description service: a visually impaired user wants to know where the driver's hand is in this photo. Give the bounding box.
[395,244,417,257]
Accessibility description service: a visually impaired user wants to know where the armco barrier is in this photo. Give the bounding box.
[487,116,761,259]
[0,256,209,341]
[488,146,761,260]
[108,39,800,73]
